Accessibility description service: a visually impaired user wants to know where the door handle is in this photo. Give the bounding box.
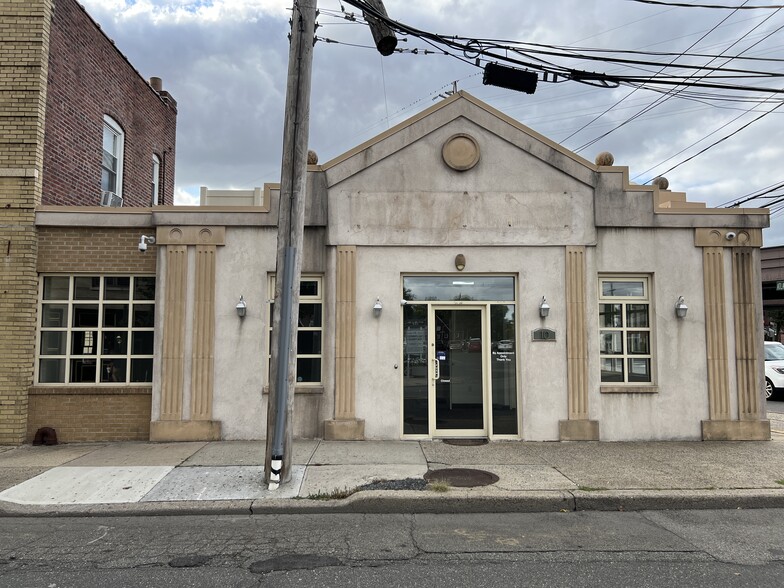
[433,357,440,380]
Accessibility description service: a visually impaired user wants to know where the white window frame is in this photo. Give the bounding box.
[152,154,161,206]
[598,275,654,386]
[102,115,124,203]
[267,275,323,386]
[36,274,156,385]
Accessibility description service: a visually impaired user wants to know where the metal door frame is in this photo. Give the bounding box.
[428,304,490,438]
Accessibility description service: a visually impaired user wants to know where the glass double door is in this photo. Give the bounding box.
[402,300,519,438]
[431,306,487,436]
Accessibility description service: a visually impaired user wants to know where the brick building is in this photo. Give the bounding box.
[0,0,177,444]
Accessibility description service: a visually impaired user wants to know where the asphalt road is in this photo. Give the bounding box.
[1,510,784,587]
[767,399,784,434]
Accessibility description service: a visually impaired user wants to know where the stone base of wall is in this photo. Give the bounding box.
[559,419,600,441]
[324,419,365,440]
[701,419,770,441]
[149,419,221,441]
[27,387,152,443]
[263,388,324,439]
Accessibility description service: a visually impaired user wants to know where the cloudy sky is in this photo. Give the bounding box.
[81,0,784,244]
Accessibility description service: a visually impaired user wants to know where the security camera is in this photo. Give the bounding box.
[139,235,156,252]
[400,299,408,306]
[726,231,736,241]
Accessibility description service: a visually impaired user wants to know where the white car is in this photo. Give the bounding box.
[764,341,784,400]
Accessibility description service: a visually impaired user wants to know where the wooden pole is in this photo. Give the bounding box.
[265,0,317,487]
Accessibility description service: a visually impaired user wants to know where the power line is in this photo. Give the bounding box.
[570,0,754,151]
[651,99,784,178]
[339,0,784,97]
[628,0,784,8]
[629,10,784,177]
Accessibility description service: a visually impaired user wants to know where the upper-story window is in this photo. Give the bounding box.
[101,115,124,206]
[152,154,161,206]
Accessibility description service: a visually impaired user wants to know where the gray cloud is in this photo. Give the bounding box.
[82,1,784,243]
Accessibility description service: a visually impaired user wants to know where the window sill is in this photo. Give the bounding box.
[600,385,658,394]
[30,386,152,396]
[262,386,324,396]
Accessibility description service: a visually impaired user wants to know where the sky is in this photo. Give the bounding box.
[80,0,784,245]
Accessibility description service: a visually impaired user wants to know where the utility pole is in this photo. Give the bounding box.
[265,0,317,489]
[265,0,396,489]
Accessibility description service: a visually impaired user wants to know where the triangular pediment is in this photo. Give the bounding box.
[321,91,598,190]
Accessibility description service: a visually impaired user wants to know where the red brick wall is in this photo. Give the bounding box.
[42,0,177,207]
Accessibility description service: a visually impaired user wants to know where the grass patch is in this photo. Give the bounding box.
[427,481,450,493]
[776,480,784,486]
[578,486,608,492]
[304,487,359,501]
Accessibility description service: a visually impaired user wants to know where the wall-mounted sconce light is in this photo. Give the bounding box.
[455,254,466,271]
[373,297,383,318]
[138,235,156,252]
[236,295,247,318]
[539,296,550,318]
[675,296,688,319]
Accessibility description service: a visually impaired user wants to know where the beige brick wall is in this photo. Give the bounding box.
[31,226,157,442]
[38,227,157,273]
[28,388,151,442]
[0,0,53,444]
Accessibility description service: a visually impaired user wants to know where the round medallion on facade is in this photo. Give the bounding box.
[442,134,480,171]
[169,228,183,242]
[199,228,213,242]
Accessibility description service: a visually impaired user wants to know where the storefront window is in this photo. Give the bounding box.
[37,275,155,384]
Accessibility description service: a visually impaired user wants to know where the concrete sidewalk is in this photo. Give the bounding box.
[1,437,783,516]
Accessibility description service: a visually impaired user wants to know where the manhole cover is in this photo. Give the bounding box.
[424,468,499,487]
[442,438,488,446]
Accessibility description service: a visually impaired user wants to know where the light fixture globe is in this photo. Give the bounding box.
[539,296,550,318]
[236,295,247,318]
[675,296,688,319]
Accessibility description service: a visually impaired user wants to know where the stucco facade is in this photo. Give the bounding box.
[30,92,770,443]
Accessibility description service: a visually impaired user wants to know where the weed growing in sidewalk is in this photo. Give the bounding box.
[304,487,359,500]
[427,481,450,493]
[304,478,429,500]
[776,480,784,486]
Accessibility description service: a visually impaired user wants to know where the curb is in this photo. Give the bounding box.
[572,489,784,511]
[3,488,784,517]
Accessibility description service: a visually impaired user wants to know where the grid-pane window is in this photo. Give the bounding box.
[37,275,155,384]
[599,277,653,384]
[268,276,323,384]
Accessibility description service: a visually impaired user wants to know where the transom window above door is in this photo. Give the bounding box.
[403,276,515,302]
